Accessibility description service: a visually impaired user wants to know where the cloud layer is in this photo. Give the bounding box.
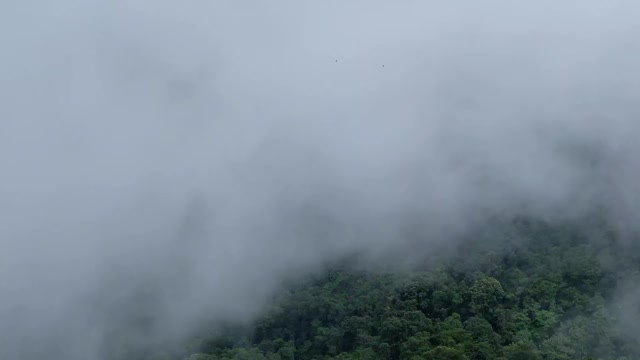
[2,1,640,358]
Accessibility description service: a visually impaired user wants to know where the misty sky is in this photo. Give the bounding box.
[1,1,640,359]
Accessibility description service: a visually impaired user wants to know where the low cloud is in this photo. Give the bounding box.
[1,1,640,358]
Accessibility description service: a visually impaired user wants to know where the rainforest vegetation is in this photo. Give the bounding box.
[134,214,640,360]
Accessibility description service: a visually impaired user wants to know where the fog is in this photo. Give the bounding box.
[1,1,640,359]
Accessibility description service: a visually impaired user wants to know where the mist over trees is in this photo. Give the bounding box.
[2,1,640,360]
[131,215,640,360]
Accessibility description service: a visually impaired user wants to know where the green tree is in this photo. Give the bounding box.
[424,346,469,360]
[469,275,506,323]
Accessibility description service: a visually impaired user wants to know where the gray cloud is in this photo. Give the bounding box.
[2,1,640,358]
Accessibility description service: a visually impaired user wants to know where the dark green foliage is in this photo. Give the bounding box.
[131,217,639,360]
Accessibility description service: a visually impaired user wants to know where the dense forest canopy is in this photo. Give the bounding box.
[119,214,640,360]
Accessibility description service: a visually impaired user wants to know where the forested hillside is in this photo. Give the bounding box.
[130,215,640,360]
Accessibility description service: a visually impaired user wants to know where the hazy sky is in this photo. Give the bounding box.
[2,1,640,359]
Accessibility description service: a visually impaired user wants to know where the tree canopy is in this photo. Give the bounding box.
[125,216,640,360]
